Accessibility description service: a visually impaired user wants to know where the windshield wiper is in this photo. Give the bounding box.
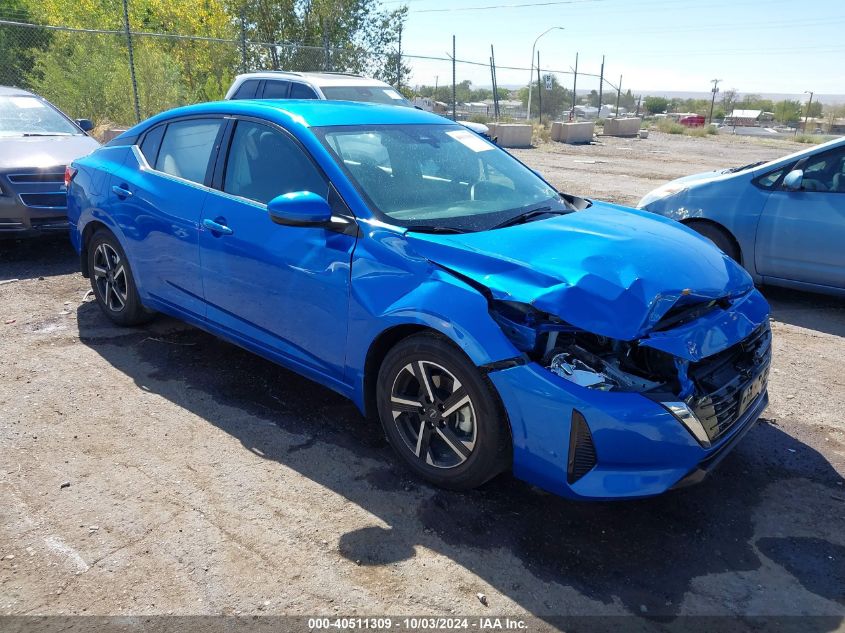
[404,225,466,234]
[21,132,73,137]
[490,207,570,230]
[723,160,765,174]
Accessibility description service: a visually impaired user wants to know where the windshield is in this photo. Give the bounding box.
[0,96,79,137]
[320,86,411,106]
[316,124,565,231]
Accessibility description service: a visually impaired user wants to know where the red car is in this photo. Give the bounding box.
[679,114,706,127]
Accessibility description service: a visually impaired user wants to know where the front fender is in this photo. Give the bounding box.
[345,226,521,410]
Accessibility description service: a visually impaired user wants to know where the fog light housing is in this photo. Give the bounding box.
[663,401,711,448]
[567,409,597,483]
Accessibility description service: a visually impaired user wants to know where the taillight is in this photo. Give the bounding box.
[64,165,77,189]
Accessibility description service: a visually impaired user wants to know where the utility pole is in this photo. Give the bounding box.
[240,10,248,73]
[803,90,814,133]
[490,44,499,118]
[536,51,542,125]
[597,54,605,117]
[570,52,578,121]
[451,35,456,122]
[615,74,622,117]
[708,78,721,125]
[122,0,141,123]
[396,23,402,90]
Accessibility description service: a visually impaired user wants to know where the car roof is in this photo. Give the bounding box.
[131,99,451,133]
[0,86,35,97]
[114,100,454,158]
[233,71,395,88]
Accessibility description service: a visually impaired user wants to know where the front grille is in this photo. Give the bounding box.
[689,322,772,442]
[19,192,66,209]
[8,170,65,185]
[567,409,597,483]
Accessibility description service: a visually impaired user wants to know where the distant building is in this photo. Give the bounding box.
[725,110,775,127]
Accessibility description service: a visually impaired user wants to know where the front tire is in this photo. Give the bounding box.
[87,229,152,326]
[376,333,511,490]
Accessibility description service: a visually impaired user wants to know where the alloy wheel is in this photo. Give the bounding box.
[92,242,128,313]
[390,360,477,469]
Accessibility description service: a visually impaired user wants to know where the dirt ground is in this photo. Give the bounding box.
[1,132,844,630]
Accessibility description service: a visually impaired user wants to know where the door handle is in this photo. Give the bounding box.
[202,218,233,236]
[111,184,132,198]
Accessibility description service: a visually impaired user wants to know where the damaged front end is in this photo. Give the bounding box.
[489,292,771,450]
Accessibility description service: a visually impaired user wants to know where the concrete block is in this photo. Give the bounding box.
[493,124,532,148]
[551,121,595,144]
[602,117,642,137]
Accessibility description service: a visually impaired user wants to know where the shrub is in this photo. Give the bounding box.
[794,134,824,144]
[656,119,685,134]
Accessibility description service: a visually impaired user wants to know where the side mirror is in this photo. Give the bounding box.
[783,169,804,191]
[268,191,332,227]
[76,118,94,132]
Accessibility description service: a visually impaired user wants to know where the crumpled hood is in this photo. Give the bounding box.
[406,203,756,344]
[0,135,99,170]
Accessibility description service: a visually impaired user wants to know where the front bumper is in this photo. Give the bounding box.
[489,361,768,500]
[0,167,69,239]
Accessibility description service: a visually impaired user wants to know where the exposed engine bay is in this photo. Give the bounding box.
[489,298,772,422]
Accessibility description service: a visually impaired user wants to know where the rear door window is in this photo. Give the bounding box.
[155,119,223,185]
[262,80,290,99]
[232,79,260,100]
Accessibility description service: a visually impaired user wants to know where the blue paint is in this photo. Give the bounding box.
[68,100,773,500]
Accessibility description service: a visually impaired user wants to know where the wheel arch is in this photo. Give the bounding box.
[79,219,113,278]
[681,217,744,266]
[361,324,514,460]
[362,324,434,422]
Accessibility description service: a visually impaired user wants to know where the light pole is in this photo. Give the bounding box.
[526,26,563,120]
[708,78,721,125]
[803,90,814,133]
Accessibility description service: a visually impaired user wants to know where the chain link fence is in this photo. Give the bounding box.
[0,17,634,128]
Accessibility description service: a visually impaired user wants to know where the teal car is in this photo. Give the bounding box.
[639,137,845,297]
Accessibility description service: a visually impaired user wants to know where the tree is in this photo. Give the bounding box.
[773,99,801,124]
[518,74,571,118]
[805,100,823,118]
[231,0,407,81]
[721,88,738,114]
[644,96,669,114]
[0,0,51,89]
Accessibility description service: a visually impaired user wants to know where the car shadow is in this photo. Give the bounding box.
[764,286,845,338]
[0,235,78,281]
[75,302,845,629]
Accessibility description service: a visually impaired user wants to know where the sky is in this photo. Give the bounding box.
[390,0,845,100]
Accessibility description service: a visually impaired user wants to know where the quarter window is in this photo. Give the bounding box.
[139,124,165,165]
[223,121,327,204]
[290,83,319,99]
[155,119,223,184]
[262,81,290,99]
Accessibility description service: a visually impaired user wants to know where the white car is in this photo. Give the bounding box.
[224,71,491,138]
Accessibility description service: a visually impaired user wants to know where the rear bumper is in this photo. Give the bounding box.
[489,361,768,500]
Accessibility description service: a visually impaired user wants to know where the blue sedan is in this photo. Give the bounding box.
[66,100,771,500]
[639,137,845,297]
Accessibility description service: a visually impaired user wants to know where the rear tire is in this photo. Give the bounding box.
[87,229,152,326]
[686,221,740,262]
[376,333,511,490]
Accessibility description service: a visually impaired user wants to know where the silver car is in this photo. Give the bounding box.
[638,137,845,297]
[0,86,99,239]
